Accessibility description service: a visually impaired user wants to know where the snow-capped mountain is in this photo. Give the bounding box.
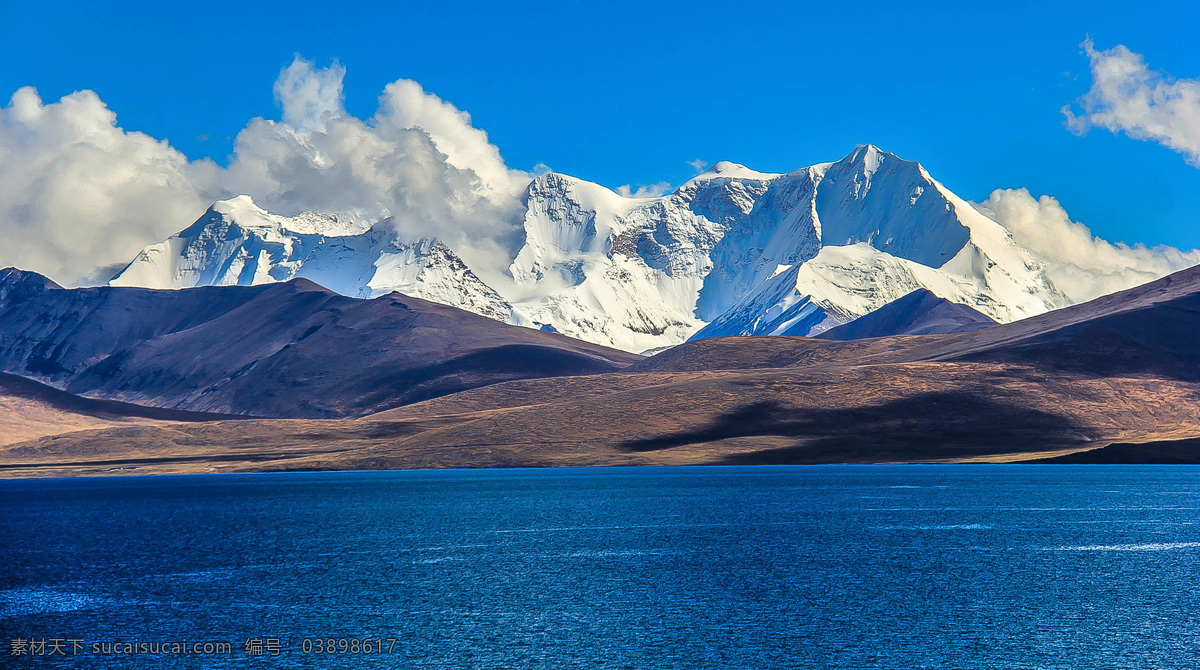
[509,145,1066,350]
[111,146,1072,352]
[109,196,514,322]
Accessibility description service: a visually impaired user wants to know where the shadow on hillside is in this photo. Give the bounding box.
[358,344,623,410]
[1028,437,1200,464]
[620,392,1089,463]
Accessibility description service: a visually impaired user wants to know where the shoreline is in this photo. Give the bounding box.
[3,440,1198,480]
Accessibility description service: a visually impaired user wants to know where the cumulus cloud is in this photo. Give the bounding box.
[273,57,346,133]
[0,87,216,284]
[222,57,529,282]
[0,56,530,285]
[1064,39,1200,165]
[687,159,708,173]
[975,188,1200,301]
[374,77,518,198]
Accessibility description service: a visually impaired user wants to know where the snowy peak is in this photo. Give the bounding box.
[199,195,373,237]
[208,195,276,229]
[511,173,616,286]
[508,145,1061,350]
[846,143,885,173]
[111,198,513,322]
[372,237,514,322]
[812,145,970,267]
[110,145,1075,353]
[688,161,783,184]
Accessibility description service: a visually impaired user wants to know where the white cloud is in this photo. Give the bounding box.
[687,158,708,173]
[615,182,672,198]
[220,58,529,282]
[273,57,346,133]
[0,87,215,284]
[374,77,519,198]
[975,188,1200,301]
[1064,39,1200,165]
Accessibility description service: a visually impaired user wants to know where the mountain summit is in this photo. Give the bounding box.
[112,146,1070,352]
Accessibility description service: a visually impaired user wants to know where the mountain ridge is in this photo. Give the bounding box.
[6,263,1200,475]
[0,270,638,418]
[109,146,1077,352]
[110,195,516,322]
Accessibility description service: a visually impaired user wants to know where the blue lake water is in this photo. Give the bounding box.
[1,465,1199,668]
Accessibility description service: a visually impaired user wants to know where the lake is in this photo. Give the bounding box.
[2,466,1198,668]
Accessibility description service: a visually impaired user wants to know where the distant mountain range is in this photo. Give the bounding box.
[4,264,1200,475]
[109,146,1073,352]
[3,143,1199,474]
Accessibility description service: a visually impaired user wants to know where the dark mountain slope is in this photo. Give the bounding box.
[0,268,275,381]
[917,265,1200,380]
[1028,437,1200,464]
[635,264,1200,377]
[817,289,996,341]
[0,370,228,422]
[0,269,639,418]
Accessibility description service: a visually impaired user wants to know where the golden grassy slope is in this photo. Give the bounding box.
[5,362,1198,477]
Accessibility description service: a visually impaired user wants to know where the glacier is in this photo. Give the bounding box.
[110,146,1071,352]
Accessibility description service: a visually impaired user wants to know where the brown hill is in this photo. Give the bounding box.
[4,265,1200,476]
[0,370,224,449]
[0,270,639,418]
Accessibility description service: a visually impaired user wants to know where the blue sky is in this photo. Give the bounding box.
[2,0,1198,249]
